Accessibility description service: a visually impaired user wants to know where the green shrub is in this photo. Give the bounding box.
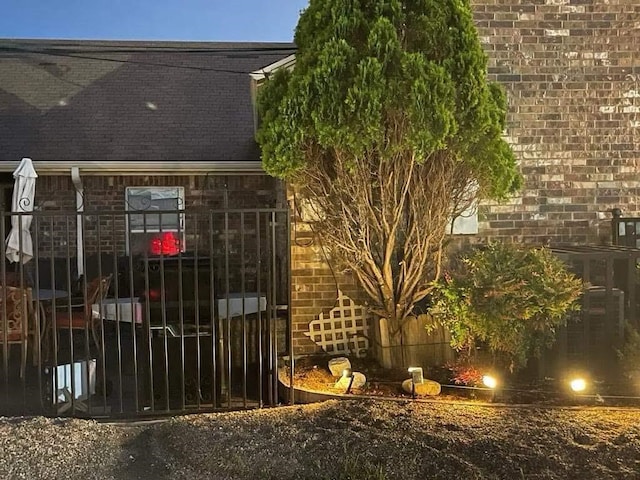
[430,242,584,370]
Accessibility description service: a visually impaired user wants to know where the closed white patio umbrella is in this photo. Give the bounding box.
[6,157,38,264]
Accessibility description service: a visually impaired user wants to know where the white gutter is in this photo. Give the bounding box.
[71,167,84,277]
[0,161,265,174]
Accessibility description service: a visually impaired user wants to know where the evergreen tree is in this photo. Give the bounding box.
[258,0,521,343]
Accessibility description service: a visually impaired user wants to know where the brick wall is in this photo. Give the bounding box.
[33,173,281,257]
[37,173,279,211]
[290,0,640,355]
[290,216,360,355]
[473,0,639,244]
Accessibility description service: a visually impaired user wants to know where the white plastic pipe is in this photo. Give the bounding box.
[71,167,84,277]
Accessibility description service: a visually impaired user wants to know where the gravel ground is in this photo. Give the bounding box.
[1,399,640,479]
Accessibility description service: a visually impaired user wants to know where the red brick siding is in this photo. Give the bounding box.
[289,202,361,355]
[33,173,281,257]
[472,0,639,244]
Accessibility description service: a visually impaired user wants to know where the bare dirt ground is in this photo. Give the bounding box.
[1,399,640,479]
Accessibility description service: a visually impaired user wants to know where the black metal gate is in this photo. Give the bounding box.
[0,208,291,418]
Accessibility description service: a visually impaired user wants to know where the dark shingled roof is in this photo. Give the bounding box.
[0,39,295,162]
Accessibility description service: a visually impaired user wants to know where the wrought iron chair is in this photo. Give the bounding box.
[51,274,112,353]
[0,286,36,378]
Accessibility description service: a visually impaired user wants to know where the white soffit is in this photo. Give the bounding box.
[0,161,265,175]
[250,54,296,81]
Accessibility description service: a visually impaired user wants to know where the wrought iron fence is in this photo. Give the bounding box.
[549,244,640,379]
[0,208,292,418]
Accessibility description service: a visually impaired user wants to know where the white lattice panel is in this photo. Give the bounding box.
[305,290,370,356]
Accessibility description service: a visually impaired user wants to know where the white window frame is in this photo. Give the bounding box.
[448,203,479,235]
[125,186,185,255]
[447,181,479,235]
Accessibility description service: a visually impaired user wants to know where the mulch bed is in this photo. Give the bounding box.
[284,354,640,408]
[285,354,494,402]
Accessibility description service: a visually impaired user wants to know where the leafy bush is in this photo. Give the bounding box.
[430,243,584,370]
[447,361,485,387]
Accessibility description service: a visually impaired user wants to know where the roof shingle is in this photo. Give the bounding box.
[0,39,295,162]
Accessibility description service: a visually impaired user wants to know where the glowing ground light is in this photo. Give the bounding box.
[408,366,424,384]
[482,375,498,389]
[342,368,354,394]
[570,378,587,392]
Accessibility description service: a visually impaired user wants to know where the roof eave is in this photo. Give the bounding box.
[250,54,297,80]
[0,161,266,175]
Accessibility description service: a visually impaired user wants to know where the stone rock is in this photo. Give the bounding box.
[328,357,351,377]
[401,378,441,396]
[335,372,366,391]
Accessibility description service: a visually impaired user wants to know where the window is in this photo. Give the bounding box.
[447,182,479,235]
[448,203,479,235]
[125,187,185,255]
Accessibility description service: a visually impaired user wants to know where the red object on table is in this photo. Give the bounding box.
[149,232,181,256]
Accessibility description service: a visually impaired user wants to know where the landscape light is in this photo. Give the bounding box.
[342,368,354,394]
[482,375,498,389]
[570,378,587,392]
[408,367,424,385]
[407,367,424,399]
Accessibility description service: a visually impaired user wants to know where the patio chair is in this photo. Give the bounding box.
[0,286,36,378]
[0,270,34,289]
[51,274,112,353]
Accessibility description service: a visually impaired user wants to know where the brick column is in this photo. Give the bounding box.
[288,193,360,356]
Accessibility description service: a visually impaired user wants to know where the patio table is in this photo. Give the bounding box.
[217,293,267,320]
[147,293,268,337]
[35,289,69,301]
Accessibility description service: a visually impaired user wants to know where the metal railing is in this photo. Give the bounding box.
[0,208,291,418]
